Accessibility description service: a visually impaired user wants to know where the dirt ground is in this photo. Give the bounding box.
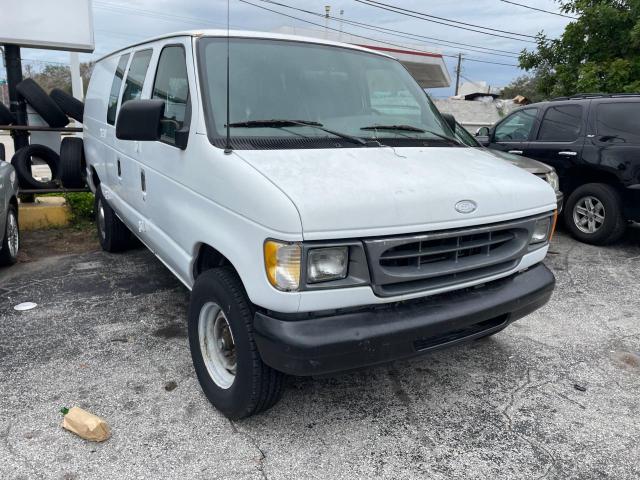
[17,225,100,263]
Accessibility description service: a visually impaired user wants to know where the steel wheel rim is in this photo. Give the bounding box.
[97,199,106,240]
[6,211,18,258]
[198,302,236,389]
[573,195,605,234]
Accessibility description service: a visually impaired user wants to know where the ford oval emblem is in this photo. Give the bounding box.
[455,200,477,214]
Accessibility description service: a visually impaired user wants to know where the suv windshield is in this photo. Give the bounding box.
[197,37,454,149]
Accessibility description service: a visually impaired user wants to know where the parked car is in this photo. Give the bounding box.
[476,94,640,245]
[84,30,557,419]
[0,158,19,265]
[444,116,563,211]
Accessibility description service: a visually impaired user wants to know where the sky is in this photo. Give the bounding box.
[6,0,572,97]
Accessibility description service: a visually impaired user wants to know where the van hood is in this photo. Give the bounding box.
[478,147,552,174]
[235,146,557,239]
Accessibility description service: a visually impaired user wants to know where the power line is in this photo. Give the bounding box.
[256,0,521,58]
[499,0,577,19]
[238,0,520,67]
[355,0,538,42]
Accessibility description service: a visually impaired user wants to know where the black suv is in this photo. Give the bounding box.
[476,94,640,245]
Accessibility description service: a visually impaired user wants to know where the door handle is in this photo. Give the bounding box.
[508,150,523,155]
[558,151,577,156]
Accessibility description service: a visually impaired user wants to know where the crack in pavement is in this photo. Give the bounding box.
[228,419,268,480]
[500,368,557,480]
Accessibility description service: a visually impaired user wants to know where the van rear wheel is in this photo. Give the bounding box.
[188,267,285,419]
[95,187,132,252]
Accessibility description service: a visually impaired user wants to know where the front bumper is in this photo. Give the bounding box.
[254,263,555,376]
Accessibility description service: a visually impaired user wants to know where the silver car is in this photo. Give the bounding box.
[0,152,19,266]
[449,118,564,212]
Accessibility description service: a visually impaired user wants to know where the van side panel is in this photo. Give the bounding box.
[84,55,122,190]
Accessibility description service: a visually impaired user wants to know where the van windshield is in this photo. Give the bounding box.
[197,37,455,149]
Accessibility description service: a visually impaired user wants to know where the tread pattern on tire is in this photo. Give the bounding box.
[214,266,285,418]
[59,137,86,188]
[50,88,84,123]
[564,183,626,245]
[16,78,68,128]
[10,144,60,189]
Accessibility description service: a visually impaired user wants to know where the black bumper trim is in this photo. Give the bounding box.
[253,264,555,376]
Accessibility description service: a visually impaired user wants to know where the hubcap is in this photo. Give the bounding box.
[573,195,605,234]
[6,211,18,258]
[97,199,106,240]
[198,302,236,389]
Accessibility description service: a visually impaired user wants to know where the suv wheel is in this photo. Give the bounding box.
[188,267,285,419]
[95,187,132,252]
[564,183,626,245]
[0,205,19,266]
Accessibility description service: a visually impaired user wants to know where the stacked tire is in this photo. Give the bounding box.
[8,78,86,189]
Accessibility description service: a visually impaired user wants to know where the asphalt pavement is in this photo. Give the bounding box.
[1,228,639,480]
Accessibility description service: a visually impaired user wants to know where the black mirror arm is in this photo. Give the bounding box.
[174,127,189,150]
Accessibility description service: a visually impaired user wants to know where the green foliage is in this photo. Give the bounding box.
[64,192,94,225]
[519,0,640,97]
[500,74,548,103]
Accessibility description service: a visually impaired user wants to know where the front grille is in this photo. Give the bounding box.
[364,217,540,297]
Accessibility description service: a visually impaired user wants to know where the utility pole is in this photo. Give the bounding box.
[324,5,331,38]
[454,53,462,96]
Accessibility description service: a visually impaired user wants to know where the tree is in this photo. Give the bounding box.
[519,0,640,97]
[500,74,547,102]
[23,61,94,95]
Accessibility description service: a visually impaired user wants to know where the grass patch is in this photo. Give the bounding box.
[64,192,95,228]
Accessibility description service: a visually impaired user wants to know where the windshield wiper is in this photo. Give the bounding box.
[361,124,426,133]
[228,119,366,146]
[360,124,461,145]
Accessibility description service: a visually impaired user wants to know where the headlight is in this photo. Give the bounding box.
[264,240,301,291]
[545,170,560,192]
[530,213,557,244]
[307,247,348,283]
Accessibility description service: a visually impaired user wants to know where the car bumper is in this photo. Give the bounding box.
[253,263,555,376]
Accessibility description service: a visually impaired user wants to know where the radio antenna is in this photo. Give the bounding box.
[224,0,232,154]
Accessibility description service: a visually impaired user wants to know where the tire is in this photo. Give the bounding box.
[0,143,5,162]
[59,137,86,188]
[95,186,132,252]
[0,205,19,266]
[0,102,16,125]
[50,89,84,123]
[11,144,60,189]
[564,183,626,245]
[188,267,285,419]
[16,79,68,128]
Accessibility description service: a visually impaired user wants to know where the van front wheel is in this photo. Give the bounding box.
[188,267,285,419]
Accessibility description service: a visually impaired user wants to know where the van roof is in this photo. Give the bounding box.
[95,29,395,63]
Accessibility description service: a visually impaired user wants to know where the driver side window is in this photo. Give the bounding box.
[494,108,538,142]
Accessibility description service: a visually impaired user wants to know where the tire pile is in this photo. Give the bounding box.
[0,78,86,190]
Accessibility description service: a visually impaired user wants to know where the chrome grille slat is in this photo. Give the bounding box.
[363,216,540,297]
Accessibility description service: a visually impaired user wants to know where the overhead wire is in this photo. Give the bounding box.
[499,0,578,19]
[354,0,538,42]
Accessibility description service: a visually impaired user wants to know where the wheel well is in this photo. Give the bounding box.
[9,196,18,218]
[90,166,100,188]
[563,168,622,195]
[193,243,233,279]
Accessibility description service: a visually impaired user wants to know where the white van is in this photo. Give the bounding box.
[84,31,557,419]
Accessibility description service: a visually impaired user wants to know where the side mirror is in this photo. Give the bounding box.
[441,113,457,133]
[475,126,490,137]
[116,99,165,141]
